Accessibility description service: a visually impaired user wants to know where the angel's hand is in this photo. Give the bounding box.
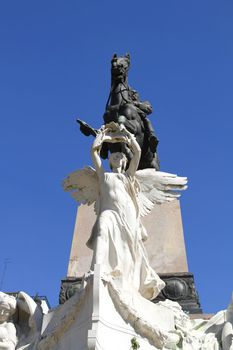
[119,124,134,138]
[124,131,137,147]
[104,134,127,143]
[119,123,126,131]
[102,125,128,143]
[92,130,105,151]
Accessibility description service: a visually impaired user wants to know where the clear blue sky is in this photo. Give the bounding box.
[0,1,232,313]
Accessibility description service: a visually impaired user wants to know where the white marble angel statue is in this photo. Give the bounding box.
[0,291,43,350]
[64,123,187,300]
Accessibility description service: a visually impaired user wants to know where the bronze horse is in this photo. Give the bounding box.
[77,53,160,170]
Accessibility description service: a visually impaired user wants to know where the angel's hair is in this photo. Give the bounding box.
[109,152,128,172]
[0,292,17,314]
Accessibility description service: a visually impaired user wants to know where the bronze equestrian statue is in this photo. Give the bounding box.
[77,53,160,170]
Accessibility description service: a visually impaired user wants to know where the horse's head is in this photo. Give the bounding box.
[111,53,130,82]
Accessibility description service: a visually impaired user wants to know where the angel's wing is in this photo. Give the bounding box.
[17,291,43,349]
[135,169,187,217]
[63,166,99,206]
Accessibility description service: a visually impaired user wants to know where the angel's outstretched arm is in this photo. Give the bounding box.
[125,130,141,177]
[91,132,104,177]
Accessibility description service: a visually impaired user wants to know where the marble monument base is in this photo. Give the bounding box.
[41,265,180,350]
[59,272,202,314]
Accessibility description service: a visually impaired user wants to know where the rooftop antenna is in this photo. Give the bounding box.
[0,258,11,290]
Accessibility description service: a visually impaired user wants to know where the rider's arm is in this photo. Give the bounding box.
[135,101,152,115]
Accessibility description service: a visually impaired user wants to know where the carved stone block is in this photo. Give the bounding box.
[153,272,202,314]
[59,272,202,314]
[59,277,82,305]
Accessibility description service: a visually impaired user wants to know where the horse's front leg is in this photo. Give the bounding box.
[103,105,119,124]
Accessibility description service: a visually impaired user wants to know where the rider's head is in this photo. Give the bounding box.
[109,152,128,172]
[131,89,139,101]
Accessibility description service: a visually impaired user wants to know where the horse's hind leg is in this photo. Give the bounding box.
[151,154,160,170]
[142,118,159,153]
[139,151,160,170]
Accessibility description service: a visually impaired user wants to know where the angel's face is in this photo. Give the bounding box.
[0,306,11,323]
[109,152,127,172]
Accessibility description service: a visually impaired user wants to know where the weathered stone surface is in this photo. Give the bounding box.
[142,200,188,274]
[66,204,95,278]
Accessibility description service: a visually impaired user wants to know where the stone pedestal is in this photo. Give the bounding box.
[45,265,224,350]
[67,200,188,277]
[46,265,181,350]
